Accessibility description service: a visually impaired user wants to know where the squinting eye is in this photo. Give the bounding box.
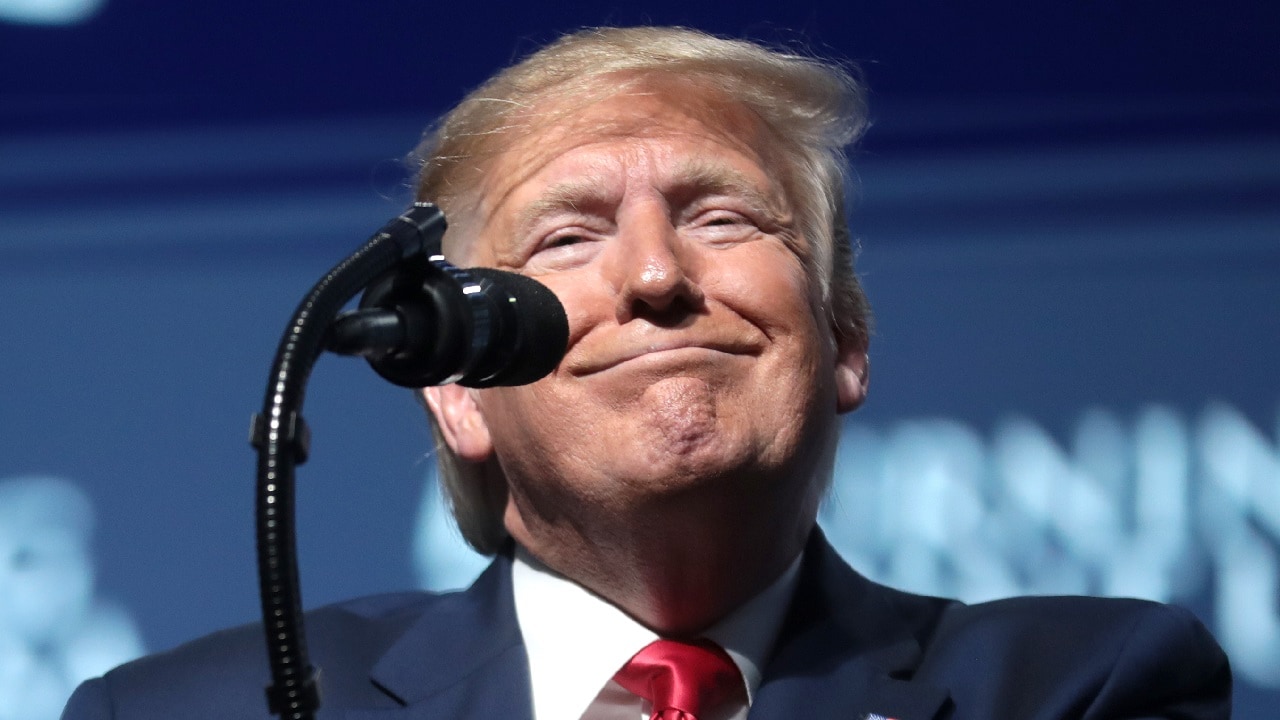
[546,234,584,248]
[527,232,600,270]
[696,210,754,229]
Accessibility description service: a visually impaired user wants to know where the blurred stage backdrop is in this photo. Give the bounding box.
[2,2,1278,718]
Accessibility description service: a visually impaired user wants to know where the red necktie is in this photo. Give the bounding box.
[613,639,746,720]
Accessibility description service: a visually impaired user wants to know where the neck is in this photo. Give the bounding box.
[505,483,817,636]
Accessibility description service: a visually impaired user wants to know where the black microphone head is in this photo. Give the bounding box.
[462,268,569,388]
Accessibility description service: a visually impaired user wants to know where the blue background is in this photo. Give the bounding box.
[2,2,1277,718]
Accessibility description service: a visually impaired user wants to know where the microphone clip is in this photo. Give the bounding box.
[326,253,494,387]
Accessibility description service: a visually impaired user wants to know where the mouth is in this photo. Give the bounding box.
[566,336,764,376]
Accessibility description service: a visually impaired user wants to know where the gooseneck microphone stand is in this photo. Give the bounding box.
[250,204,446,720]
[249,202,569,720]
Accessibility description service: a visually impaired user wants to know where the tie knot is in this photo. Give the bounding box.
[613,639,746,720]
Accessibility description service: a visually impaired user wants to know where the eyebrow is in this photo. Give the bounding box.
[513,174,618,239]
[664,158,790,221]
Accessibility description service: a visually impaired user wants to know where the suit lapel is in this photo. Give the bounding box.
[327,533,950,720]
[750,532,952,720]
[342,552,534,720]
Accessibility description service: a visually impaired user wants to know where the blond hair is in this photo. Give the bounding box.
[413,26,872,554]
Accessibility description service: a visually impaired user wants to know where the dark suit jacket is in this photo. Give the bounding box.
[61,532,1230,719]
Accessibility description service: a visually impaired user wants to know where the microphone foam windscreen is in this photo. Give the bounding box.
[466,269,569,387]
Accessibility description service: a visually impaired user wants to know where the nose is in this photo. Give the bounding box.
[607,204,705,324]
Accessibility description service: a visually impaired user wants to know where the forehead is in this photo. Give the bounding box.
[445,86,785,258]
[515,151,779,218]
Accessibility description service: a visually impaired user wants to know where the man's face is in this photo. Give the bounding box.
[426,89,866,539]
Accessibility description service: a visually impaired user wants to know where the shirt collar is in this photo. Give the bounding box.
[512,546,803,720]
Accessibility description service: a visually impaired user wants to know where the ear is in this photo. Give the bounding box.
[833,335,869,414]
[421,385,494,461]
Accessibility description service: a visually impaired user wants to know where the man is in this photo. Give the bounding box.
[62,26,1230,720]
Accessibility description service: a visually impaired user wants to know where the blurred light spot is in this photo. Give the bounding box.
[0,476,143,720]
[0,0,105,24]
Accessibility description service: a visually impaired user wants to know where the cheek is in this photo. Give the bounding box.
[539,271,612,350]
[473,385,556,464]
[718,245,822,341]
[474,379,615,489]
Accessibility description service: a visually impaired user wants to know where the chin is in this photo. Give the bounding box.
[616,434,779,497]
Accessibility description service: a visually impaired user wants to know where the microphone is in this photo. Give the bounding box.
[326,254,569,388]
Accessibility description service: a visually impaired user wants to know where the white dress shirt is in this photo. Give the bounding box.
[512,547,802,720]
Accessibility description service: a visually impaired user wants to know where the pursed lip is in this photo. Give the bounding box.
[565,334,765,376]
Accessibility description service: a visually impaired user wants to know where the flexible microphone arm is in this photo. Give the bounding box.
[249,203,447,720]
